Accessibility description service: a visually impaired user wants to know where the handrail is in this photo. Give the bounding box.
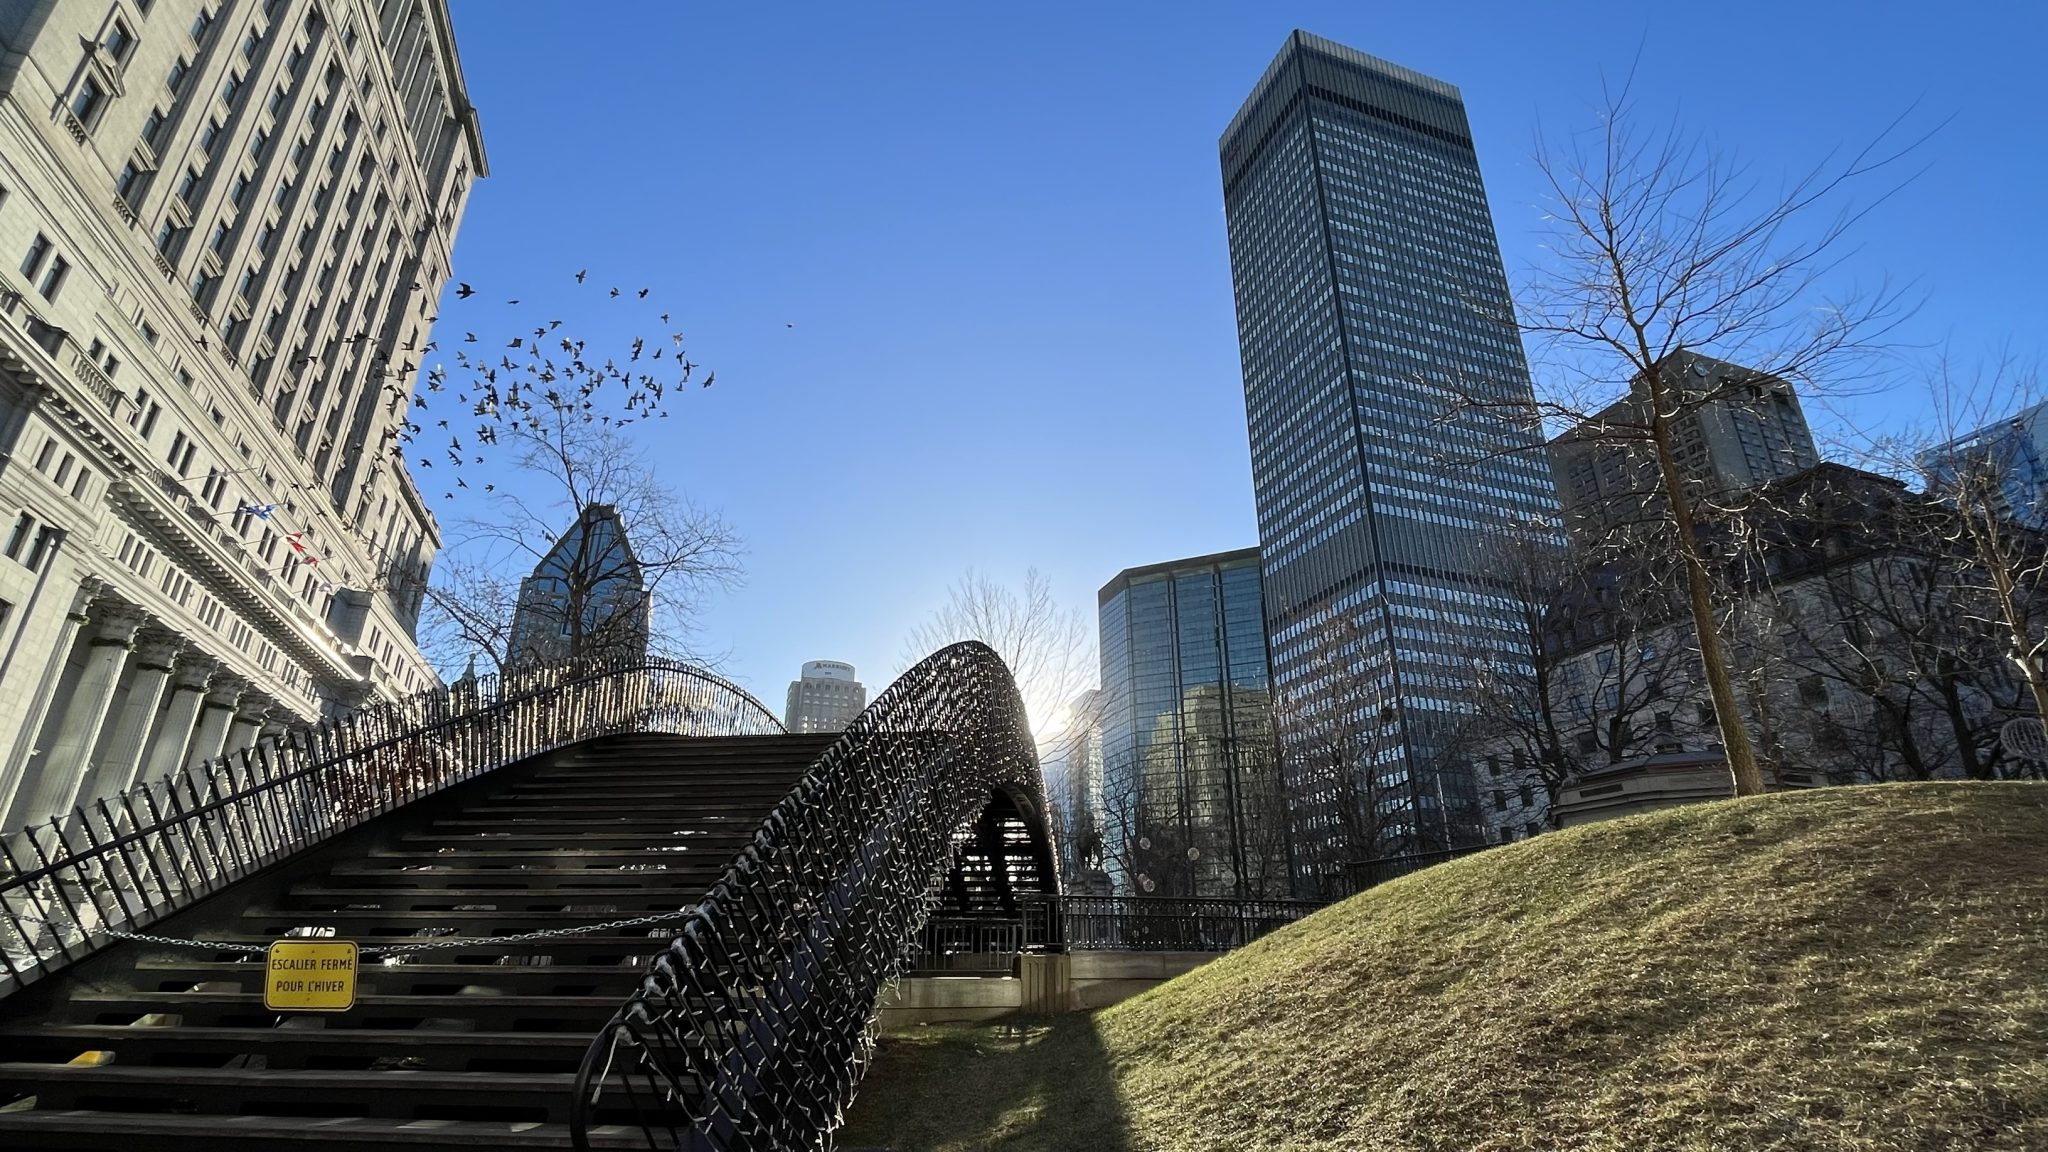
[570,640,1051,1152]
[0,655,783,1000]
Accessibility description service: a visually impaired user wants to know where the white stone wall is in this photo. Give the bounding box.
[0,0,482,828]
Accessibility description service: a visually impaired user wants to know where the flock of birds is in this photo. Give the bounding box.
[369,267,719,504]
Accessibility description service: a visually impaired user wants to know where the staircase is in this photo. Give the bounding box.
[0,732,837,1150]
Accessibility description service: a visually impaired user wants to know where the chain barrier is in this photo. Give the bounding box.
[12,909,717,959]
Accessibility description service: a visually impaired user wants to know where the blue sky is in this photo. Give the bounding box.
[437,0,2046,711]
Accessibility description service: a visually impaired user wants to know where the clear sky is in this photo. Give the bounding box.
[437,0,2046,713]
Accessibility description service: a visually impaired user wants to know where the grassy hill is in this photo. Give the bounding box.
[842,783,2048,1151]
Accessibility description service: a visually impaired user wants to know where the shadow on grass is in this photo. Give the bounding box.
[838,1015,1132,1152]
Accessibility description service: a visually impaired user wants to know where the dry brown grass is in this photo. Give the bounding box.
[843,783,2048,1151]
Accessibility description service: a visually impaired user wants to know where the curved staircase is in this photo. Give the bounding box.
[0,732,836,1150]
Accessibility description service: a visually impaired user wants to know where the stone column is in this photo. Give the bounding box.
[5,601,145,828]
[138,656,215,785]
[81,631,184,804]
[182,679,245,774]
[0,581,96,821]
[223,707,265,758]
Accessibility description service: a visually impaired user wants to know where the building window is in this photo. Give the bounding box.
[178,166,201,205]
[36,256,70,302]
[199,116,223,155]
[248,128,270,160]
[207,220,230,255]
[3,513,34,561]
[222,71,244,105]
[141,106,167,150]
[1695,701,1716,727]
[242,32,262,63]
[20,233,51,280]
[167,56,190,95]
[1574,731,1598,755]
[116,160,146,201]
[155,219,183,253]
[71,76,107,125]
[27,523,62,571]
[191,267,217,301]
[190,9,213,43]
[103,20,135,64]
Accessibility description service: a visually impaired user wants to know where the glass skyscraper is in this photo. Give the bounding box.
[1096,548,1288,899]
[1220,32,1558,874]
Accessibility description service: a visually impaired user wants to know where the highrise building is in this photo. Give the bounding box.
[0,0,483,829]
[784,660,864,733]
[1921,399,2048,530]
[1219,32,1557,869]
[1550,351,1821,533]
[1096,548,1286,898]
[504,504,648,668]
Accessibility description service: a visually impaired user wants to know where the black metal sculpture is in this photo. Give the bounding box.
[570,641,1058,1151]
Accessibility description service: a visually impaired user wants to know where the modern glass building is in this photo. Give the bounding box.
[1096,548,1288,899]
[1921,399,2048,531]
[1220,32,1559,874]
[504,503,648,667]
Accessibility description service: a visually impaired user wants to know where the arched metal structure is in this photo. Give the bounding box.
[570,641,1058,1152]
[0,656,784,999]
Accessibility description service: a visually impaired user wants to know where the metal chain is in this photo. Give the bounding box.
[11,908,706,959]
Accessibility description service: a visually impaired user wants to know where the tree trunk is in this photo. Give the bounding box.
[1642,365,1767,796]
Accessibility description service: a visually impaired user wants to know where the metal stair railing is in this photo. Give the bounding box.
[570,640,1051,1152]
[0,655,784,1001]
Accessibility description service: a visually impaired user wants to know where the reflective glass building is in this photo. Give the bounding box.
[1097,548,1288,899]
[1220,33,1559,872]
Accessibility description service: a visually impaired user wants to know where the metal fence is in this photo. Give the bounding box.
[0,656,783,1000]
[1053,893,1322,952]
[569,641,1050,1152]
[1332,843,1493,898]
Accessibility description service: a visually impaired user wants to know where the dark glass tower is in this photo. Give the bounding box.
[1096,548,1287,899]
[1220,32,1558,874]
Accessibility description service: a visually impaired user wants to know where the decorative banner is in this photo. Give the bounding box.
[263,940,358,1012]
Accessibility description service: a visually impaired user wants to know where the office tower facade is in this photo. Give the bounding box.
[0,0,483,829]
[1550,351,1822,532]
[1096,548,1286,898]
[784,660,865,733]
[504,504,648,668]
[1040,687,1110,892]
[1921,399,2048,530]
[1220,32,1557,871]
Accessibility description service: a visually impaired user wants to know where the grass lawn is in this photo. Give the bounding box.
[841,783,2048,1151]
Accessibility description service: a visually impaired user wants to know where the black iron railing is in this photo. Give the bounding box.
[569,641,1050,1152]
[1334,843,1493,897]
[1053,893,1321,952]
[0,656,782,1000]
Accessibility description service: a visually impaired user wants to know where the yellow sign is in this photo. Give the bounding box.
[264,940,358,1012]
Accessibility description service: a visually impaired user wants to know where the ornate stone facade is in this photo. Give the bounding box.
[0,0,484,827]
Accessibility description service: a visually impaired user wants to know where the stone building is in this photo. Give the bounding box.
[1467,462,2036,839]
[0,0,483,829]
[1549,350,1821,534]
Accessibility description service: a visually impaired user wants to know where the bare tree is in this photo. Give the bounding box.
[1453,519,1694,826]
[1907,361,2048,725]
[419,409,740,676]
[1504,88,1924,796]
[901,568,1092,740]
